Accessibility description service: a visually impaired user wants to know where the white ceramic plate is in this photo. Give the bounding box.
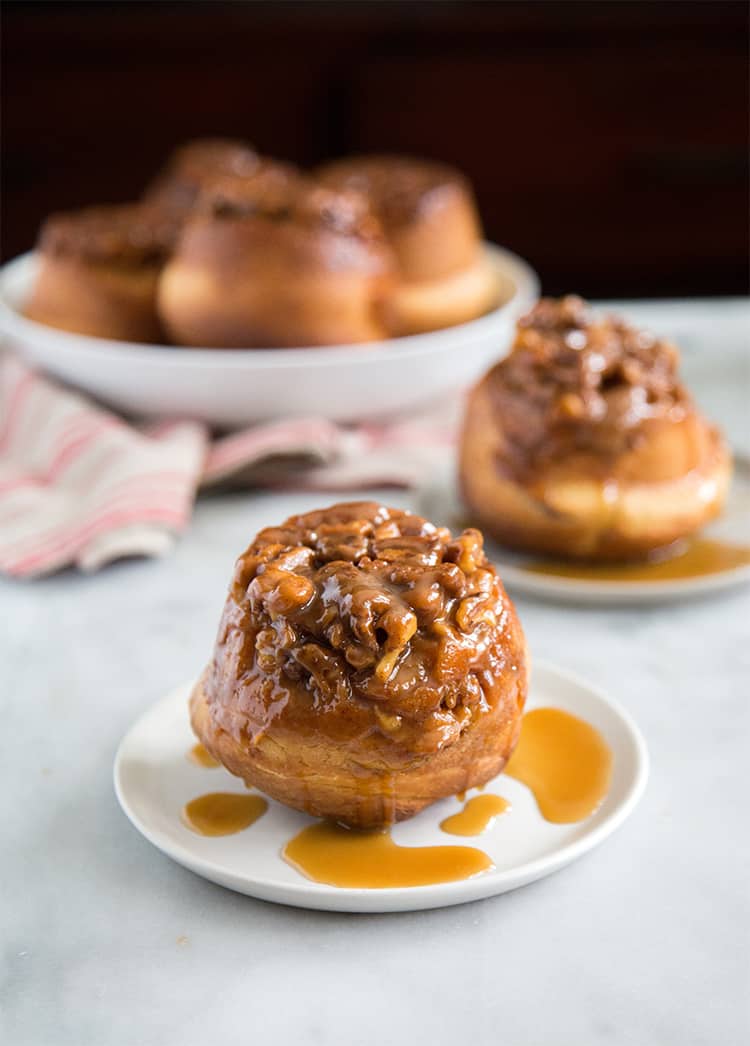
[113,662,648,913]
[420,462,750,605]
[0,244,538,427]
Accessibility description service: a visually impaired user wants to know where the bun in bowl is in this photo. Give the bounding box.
[24,204,179,342]
[317,155,498,334]
[158,178,394,347]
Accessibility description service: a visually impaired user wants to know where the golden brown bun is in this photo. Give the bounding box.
[316,155,495,334]
[158,183,394,347]
[190,501,528,828]
[459,296,733,560]
[25,204,178,342]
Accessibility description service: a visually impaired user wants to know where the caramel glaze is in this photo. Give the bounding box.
[187,742,220,768]
[283,821,492,888]
[209,502,521,756]
[505,708,612,823]
[526,537,750,582]
[182,792,268,836]
[440,794,510,836]
[317,156,473,229]
[174,177,390,277]
[486,295,694,484]
[196,501,527,828]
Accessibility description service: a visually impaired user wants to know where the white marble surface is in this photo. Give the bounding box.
[2,300,749,1046]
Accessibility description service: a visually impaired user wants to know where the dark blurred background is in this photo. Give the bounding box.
[2,0,748,297]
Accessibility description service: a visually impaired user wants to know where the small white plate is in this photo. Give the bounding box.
[420,463,750,605]
[0,244,538,427]
[113,663,648,913]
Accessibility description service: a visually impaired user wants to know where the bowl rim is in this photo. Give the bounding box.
[0,243,539,371]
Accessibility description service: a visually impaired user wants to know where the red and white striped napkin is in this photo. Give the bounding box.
[0,355,455,578]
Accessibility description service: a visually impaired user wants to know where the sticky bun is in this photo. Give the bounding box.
[25,204,179,342]
[190,501,528,828]
[158,177,394,347]
[317,155,498,334]
[460,296,732,560]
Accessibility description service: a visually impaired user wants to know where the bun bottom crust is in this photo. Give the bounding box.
[25,257,165,343]
[382,254,499,336]
[460,379,732,561]
[189,669,525,830]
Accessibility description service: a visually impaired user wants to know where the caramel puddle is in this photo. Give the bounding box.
[187,742,219,768]
[505,708,612,823]
[441,794,511,836]
[283,822,493,888]
[182,792,268,836]
[525,538,750,583]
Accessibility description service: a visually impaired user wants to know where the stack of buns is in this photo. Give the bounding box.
[25,140,499,347]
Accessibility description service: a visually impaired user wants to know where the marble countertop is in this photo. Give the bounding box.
[2,299,749,1046]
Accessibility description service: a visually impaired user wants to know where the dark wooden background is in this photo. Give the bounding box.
[3,0,748,297]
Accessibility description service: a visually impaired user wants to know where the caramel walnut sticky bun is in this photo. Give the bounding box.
[485,295,692,478]
[190,502,527,828]
[459,296,732,560]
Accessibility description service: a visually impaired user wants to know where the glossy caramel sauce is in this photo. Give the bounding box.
[206,502,526,769]
[182,792,268,836]
[283,822,493,888]
[525,538,750,583]
[187,742,220,768]
[484,296,691,480]
[505,708,612,823]
[440,794,510,836]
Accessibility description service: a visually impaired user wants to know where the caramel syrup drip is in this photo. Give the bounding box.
[504,707,612,823]
[182,792,268,836]
[440,794,511,836]
[187,742,220,768]
[525,538,750,582]
[282,822,493,888]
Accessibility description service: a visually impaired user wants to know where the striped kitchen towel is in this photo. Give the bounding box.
[0,355,454,577]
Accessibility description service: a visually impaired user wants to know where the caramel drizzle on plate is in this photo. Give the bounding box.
[187,742,220,768]
[440,794,511,836]
[282,822,493,888]
[182,793,268,836]
[525,538,750,583]
[179,707,613,886]
[504,707,612,823]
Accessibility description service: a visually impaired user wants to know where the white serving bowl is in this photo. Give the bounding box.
[0,244,538,427]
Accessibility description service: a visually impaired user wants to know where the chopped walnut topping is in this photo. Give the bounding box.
[317,156,472,228]
[208,502,516,751]
[38,204,180,267]
[200,171,385,245]
[144,139,262,211]
[487,295,692,477]
[200,160,302,221]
